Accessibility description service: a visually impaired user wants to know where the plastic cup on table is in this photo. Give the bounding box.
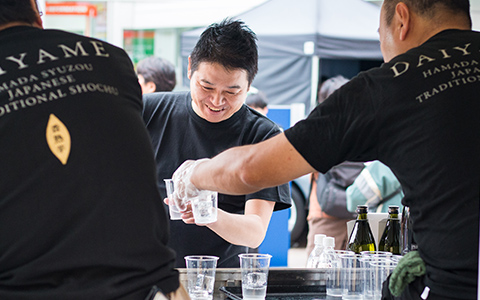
[238,253,272,300]
[326,250,354,297]
[360,251,393,298]
[184,255,219,300]
[341,254,365,300]
[360,251,393,258]
[369,259,397,300]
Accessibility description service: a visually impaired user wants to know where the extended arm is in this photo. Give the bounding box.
[191,132,316,194]
[180,199,275,248]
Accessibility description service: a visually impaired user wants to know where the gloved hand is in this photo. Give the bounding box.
[172,159,210,211]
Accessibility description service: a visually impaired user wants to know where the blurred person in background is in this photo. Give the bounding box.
[305,76,364,254]
[246,89,269,116]
[307,76,403,255]
[137,56,176,94]
[0,1,185,299]
[142,19,290,268]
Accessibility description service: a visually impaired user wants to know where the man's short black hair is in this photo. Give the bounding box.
[383,0,471,27]
[0,0,39,27]
[190,19,258,85]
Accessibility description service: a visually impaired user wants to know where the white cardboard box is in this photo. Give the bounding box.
[346,213,402,246]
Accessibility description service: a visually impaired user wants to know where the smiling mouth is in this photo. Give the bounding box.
[206,104,223,112]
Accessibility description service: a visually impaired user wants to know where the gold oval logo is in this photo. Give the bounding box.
[46,114,71,165]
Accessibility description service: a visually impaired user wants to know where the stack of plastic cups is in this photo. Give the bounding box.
[326,250,354,298]
[369,259,397,300]
[341,254,365,300]
[360,251,397,300]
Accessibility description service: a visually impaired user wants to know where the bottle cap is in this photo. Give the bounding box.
[323,237,335,248]
[356,205,368,214]
[314,234,326,245]
[388,205,399,214]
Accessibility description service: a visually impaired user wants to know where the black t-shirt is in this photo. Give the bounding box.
[0,26,178,299]
[285,29,479,299]
[143,92,291,267]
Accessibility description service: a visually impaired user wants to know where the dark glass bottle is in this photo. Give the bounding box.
[378,206,401,254]
[346,205,376,253]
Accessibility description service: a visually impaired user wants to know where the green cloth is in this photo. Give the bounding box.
[389,251,426,296]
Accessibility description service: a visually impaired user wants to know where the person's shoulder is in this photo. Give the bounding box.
[143,91,190,112]
[241,105,283,136]
[143,91,188,103]
[244,105,276,125]
[142,92,190,122]
[25,28,132,64]
[44,28,111,42]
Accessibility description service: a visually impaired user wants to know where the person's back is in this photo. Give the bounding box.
[359,28,479,298]
[287,2,479,297]
[0,1,179,299]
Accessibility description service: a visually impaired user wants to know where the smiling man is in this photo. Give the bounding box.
[142,19,290,268]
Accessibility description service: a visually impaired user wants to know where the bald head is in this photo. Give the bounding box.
[379,0,472,62]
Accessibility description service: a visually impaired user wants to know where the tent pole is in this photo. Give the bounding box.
[310,55,320,113]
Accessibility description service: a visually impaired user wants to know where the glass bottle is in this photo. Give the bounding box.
[401,206,418,255]
[346,205,376,254]
[378,205,401,254]
[306,234,325,268]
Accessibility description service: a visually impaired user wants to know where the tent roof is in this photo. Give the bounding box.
[183,0,381,40]
[237,0,380,39]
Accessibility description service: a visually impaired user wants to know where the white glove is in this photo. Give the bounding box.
[172,158,210,211]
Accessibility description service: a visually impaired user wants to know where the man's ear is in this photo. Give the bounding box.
[144,81,157,94]
[395,2,411,41]
[32,0,44,29]
[187,56,192,80]
[33,16,44,29]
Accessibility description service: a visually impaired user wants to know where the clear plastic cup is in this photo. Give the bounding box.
[164,179,182,220]
[326,250,354,297]
[238,253,272,300]
[184,255,219,300]
[360,252,392,298]
[369,259,396,300]
[341,254,364,300]
[360,251,393,257]
[191,190,218,224]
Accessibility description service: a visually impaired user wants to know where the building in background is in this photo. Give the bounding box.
[40,0,268,88]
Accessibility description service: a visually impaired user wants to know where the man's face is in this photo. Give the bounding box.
[189,60,249,123]
[379,5,397,62]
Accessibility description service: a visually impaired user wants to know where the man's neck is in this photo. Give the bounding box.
[409,13,471,51]
[0,22,32,32]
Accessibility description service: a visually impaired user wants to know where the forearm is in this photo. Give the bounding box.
[192,145,261,195]
[207,209,269,248]
[190,133,315,195]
